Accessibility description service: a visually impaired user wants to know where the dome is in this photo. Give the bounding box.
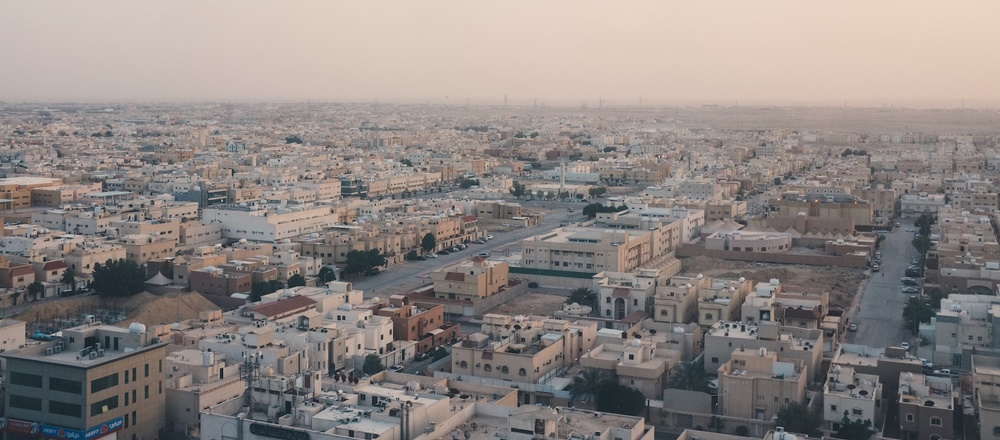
[128,322,147,334]
[340,303,352,311]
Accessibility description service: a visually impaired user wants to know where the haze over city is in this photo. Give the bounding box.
[2,1,1000,106]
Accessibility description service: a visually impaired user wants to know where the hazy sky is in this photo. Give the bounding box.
[2,1,998,105]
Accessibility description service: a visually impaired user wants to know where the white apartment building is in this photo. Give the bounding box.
[202,203,338,242]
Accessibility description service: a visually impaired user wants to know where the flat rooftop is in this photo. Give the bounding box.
[3,339,165,368]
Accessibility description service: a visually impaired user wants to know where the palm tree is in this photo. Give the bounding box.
[567,288,597,309]
[669,358,709,392]
[27,282,44,302]
[569,368,607,403]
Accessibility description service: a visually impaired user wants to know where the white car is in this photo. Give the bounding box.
[427,253,438,259]
[486,235,494,240]
[900,342,911,350]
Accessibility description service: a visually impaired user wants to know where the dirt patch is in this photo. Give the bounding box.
[681,257,865,309]
[20,291,220,331]
[484,291,568,317]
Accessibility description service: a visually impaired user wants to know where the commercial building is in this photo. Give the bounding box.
[202,203,338,243]
[1,323,168,440]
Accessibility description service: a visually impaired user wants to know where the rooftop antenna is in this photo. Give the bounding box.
[240,351,271,422]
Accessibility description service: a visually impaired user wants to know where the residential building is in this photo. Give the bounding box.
[823,365,883,432]
[718,347,807,421]
[898,372,954,440]
[431,257,509,302]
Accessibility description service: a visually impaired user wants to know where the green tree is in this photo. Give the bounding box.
[431,346,449,361]
[287,274,306,288]
[317,266,337,284]
[833,411,873,440]
[912,235,932,255]
[708,416,725,433]
[362,354,385,375]
[569,368,606,403]
[11,290,21,306]
[903,295,934,335]
[595,380,646,416]
[459,178,479,189]
[27,281,44,302]
[405,250,419,261]
[669,358,710,392]
[92,259,146,298]
[775,402,822,437]
[61,266,76,290]
[535,190,545,200]
[250,280,285,302]
[735,426,749,436]
[421,233,437,253]
[588,186,608,198]
[344,250,387,277]
[926,288,947,308]
[567,288,597,309]
[285,135,303,144]
[509,181,527,199]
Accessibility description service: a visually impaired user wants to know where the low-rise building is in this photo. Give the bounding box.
[899,372,954,440]
[718,347,807,421]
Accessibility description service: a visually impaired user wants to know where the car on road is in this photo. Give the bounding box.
[920,358,934,369]
[474,239,486,244]
[871,264,880,272]
[900,342,910,350]
[365,268,380,276]
[414,256,427,261]
[486,235,494,240]
[427,253,438,258]
[933,369,957,377]
[439,250,451,255]
[902,286,921,294]
[895,222,901,228]
[391,364,405,372]
[568,208,574,212]
[848,322,858,332]
[901,277,919,286]
[477,252,490,259]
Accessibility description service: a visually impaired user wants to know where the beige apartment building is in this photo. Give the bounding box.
[697,276,753,326]
[431,257,509,302]
[580,338,681,399]
[2,324,168,440]
[654,274,712,324]
[899,372,954,440]
[718,348,807,421]
[704,320,824,382]
[973,355,1000,440]
[521,225,676,275]
[121,234,177,265]
[823,365,883,432]
[452,315,596,384]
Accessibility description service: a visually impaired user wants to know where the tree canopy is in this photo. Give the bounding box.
[421,233,437,252]
[588,186,608,198]
[344,250,387,277]
[92,259,146,298]
[903,295,934,335]
[509,181,527,199]
[582,202,627,219]
[569,368,605,403]
[318,266,337,284]
[287,274,306,288]
[61,266,76,288]
[285,135,303,144]
[669,358,710,392]
[833,411,873,440]
[250,280,285,302]
[362,354,385,375]
[594,380,646,416]
[567,288,596,310]
[775,402,822,437]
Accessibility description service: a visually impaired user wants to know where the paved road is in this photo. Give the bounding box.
[352,205,578,298]
[846,219,920,349]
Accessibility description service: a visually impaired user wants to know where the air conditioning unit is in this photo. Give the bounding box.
[89,352,97,360]
[97,349,105,357]
[45,348,53,356]
[80,349,89,357]
[54,345,62,353]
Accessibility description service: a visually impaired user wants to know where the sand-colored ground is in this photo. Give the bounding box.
[681,256,865,309]
[485,291,568,317]
[19,291,219,329]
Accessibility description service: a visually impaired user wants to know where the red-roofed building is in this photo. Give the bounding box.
[245,295,317,321]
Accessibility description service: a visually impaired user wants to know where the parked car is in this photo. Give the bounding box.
[871,264,880,272]
[391,364,405,372]
[900,342,910,350]
[848,323,858,332]
[427,253,438,258]
[933,369,957,377]
[920,358,934,369]
[439,250,451,255]
[414,256,427,261]
[474,239,486,244]
[365,268,380,276]
[902,286,921,294]
[477,252,490,259]
[902,278,920,286]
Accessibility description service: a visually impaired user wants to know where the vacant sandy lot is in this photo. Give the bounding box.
[681,256,866,309]
[485,291,567,317]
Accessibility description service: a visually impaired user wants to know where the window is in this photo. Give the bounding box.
[159,359,163,373]
[930,417,942,427]
[145,363,149,378]
[125,392,129,406]
[501,366,509,374]
[90,395,119,416]
[831,405,838,412]
[459,361,468,368]
[10,394,42,411]
[125,369,129,384]
[159,381,162,394]
[519,368,527,376]
[49,400,83,417]
[633,299,639,306]
[906,414,914,422]
[10,372,43,388]
[711,357,719,363]
[49,377,82,394]
[484,364,492,372]
[852,408,863,416]
[629,354,635,360]
[132,368,136,382]
[91,373,119,393]
[992,427,1000,436]
[606,297,611,303]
